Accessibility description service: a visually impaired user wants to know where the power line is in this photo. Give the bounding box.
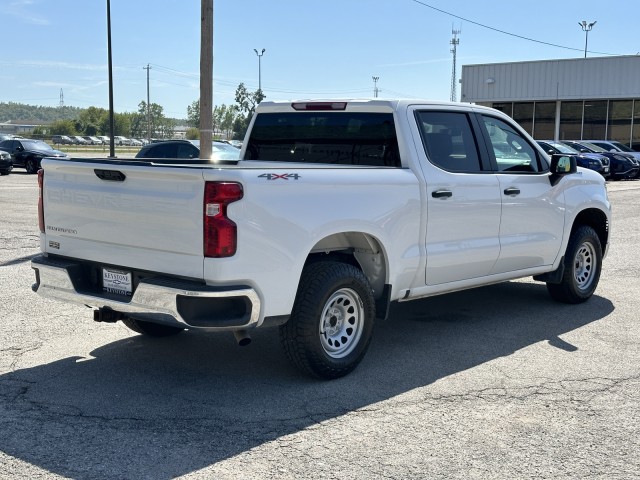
[409,0,621,56]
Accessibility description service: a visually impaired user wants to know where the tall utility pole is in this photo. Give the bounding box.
[254,48,265,92]
[106,0,115,158]
[579,20,596,58]
[450,28,461,102]
[143,64,151,141]
[372,76,379,98]
[59,88,64,108]
[200,0,213,159]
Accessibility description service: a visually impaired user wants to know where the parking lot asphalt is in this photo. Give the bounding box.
[0,171,639,479]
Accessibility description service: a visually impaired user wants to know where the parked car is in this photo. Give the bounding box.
[129,138,143,147]
[82,136,103,145]
[135,139,240,161]
[113,136,132,146]
[71,135,89,145]
[0,138,68,173]
[561,141,639,180]
[0,149,13,175]
[98,136,111,144]
[584,140,640,176]
[536,140,610,178]
[51,135,73,145]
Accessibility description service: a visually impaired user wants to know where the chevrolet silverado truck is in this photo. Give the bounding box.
[31,100,611,379]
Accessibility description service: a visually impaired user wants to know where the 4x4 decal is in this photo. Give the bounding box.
[258,173,301,180]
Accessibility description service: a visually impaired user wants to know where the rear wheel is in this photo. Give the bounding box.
[121,317,185,337]
[279,261,375,379]
[547,225,602,304]
[25,158,39,174]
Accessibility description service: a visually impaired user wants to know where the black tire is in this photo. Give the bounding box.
[121,317,185,337]
[279,261,375,379]
[547,225,602,304]
[25,158,39,174]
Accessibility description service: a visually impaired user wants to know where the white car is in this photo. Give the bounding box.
[113,136,132,146]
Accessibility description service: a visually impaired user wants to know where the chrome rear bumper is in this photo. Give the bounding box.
[31,255,261,331]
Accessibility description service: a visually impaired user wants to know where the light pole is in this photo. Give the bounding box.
[106,0,115,157]
[579,20,596,58]
[253,48,265,92]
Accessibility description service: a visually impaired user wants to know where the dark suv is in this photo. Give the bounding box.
[561,140,638,180]
[135,139,240,161]
[0,139,68,173]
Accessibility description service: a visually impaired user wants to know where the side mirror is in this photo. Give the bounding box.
[549,154,577,186]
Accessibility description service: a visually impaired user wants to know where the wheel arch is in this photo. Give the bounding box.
[304,231,391,319]
[572,207,609,255]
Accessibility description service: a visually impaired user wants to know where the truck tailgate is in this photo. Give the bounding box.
[41,159,206,279]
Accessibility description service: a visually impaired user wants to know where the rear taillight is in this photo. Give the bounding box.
[37,169,45,233]
[204,182,243,257]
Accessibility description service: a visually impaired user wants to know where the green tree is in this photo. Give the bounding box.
[99,112,132,137]
[49,119,77,135]
[187,99,200,128]
[233,83,265,139]
[185,127,199,140]
[78,106,108,135]
[131,101,175,139]
[222,105,239,139]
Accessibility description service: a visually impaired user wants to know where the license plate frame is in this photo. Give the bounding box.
[102,268,132,296]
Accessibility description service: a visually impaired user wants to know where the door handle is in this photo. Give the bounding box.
[503,187,520,196]
[432,190,453,198]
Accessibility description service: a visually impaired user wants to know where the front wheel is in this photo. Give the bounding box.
[547,226,602,304]
[279,261,375,379]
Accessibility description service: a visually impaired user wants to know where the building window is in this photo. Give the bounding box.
[491,103,513,117]
[633,100,640,150]
[533,102,555,139]
[559,101,583,140]
[583,101,608,140]
[513,103,534,136]
[608,100,633,144]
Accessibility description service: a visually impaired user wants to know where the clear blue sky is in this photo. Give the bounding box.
[0,0,635,119]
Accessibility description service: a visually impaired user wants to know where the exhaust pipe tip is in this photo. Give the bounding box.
[233,330,252,347]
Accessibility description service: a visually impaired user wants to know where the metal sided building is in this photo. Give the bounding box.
[460,55,640,147]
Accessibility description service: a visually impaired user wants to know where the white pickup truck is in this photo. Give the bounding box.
[32,100,611,379]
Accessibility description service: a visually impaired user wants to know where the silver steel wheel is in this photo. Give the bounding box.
[319,288,364,359]
[573,240,597,291]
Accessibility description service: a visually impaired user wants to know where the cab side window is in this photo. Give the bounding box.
[415,111,482,173]
[480,116,544,173]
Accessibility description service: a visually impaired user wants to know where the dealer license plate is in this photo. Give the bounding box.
[102,268,132,296]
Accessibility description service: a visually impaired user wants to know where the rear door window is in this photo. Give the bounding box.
[244,112,401,167]
[415,111,483,172]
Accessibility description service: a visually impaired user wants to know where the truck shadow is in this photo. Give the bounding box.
[0,281,614,479]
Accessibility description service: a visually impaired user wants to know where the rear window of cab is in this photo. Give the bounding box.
[244,112,401,167]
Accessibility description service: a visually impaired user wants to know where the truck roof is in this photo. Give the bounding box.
[256,99,499,115]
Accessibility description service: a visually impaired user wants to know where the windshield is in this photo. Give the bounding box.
[548,142,578,154]
[579,142,606,153]
[610,141,634,152]
[190,141,240,160]
[211,143,241,160]
[23,140,54,152]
